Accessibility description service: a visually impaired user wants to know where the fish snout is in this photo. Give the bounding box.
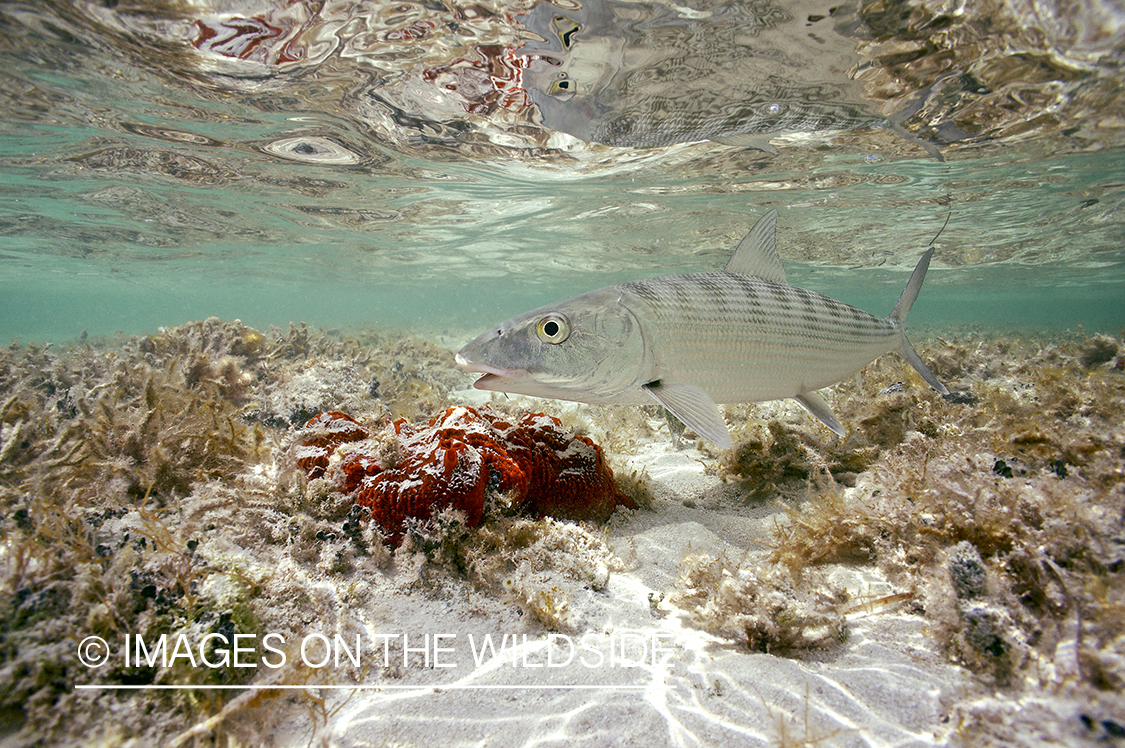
[454,351,503,375]
[454,351,522,391]
[453,351,475,372]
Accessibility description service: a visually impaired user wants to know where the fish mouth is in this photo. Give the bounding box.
[454,353,523,390]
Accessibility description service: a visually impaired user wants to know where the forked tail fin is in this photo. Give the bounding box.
[889,248,950,395]
[900,338,949,395]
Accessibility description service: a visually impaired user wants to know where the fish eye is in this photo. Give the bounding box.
[549,78,575,99]
[535,313,570,344]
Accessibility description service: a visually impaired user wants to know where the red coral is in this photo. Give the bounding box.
[296,406,635,545]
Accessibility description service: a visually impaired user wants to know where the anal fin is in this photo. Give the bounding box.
[643,382,732,448]
[794,391,845,436]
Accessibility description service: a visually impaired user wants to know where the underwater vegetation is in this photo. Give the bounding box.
[0,319,1121,745]
[0,318,633,744]
[703,331,1124,739]
[0,319,283,741]
[673,553,849,655]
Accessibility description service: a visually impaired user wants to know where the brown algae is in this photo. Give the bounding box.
[0,322,1122,744]
[718,333,1124,714]
[0,318,629,744]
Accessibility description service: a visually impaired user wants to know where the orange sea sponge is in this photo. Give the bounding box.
[294,411,370,480]
[297,406,634,544]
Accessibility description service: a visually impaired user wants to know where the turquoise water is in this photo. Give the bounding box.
[1,0,1123,344]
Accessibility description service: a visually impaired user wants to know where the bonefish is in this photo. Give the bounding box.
[455,210,949,448]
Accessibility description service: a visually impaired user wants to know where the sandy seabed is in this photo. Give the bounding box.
[1,319,1122,747]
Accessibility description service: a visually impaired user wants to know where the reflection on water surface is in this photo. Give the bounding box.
[0,0,1123,341]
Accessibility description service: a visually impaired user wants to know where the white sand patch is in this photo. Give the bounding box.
[249,432,976,748]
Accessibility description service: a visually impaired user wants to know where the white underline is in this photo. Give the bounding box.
[75,684,659,691]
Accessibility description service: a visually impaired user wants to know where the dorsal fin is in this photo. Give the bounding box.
[724,209,786,283]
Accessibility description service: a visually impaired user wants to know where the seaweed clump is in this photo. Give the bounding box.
[723,385,943,497]
[0,318,482,744]
[746,334,1124,703]
[397,512,625,631]
[0,318,641,744]
[0,320,280,742]
[673,553,848,654]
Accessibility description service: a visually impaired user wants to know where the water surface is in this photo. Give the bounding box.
[1,0,1123,342]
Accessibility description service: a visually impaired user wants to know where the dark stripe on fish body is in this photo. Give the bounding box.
[623,273,892,341]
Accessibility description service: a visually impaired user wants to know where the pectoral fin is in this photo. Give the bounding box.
[794,391,846,436]
[643,382,732,448]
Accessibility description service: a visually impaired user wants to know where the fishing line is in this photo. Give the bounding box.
[887,74,956,254]
[927,206,952,248]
